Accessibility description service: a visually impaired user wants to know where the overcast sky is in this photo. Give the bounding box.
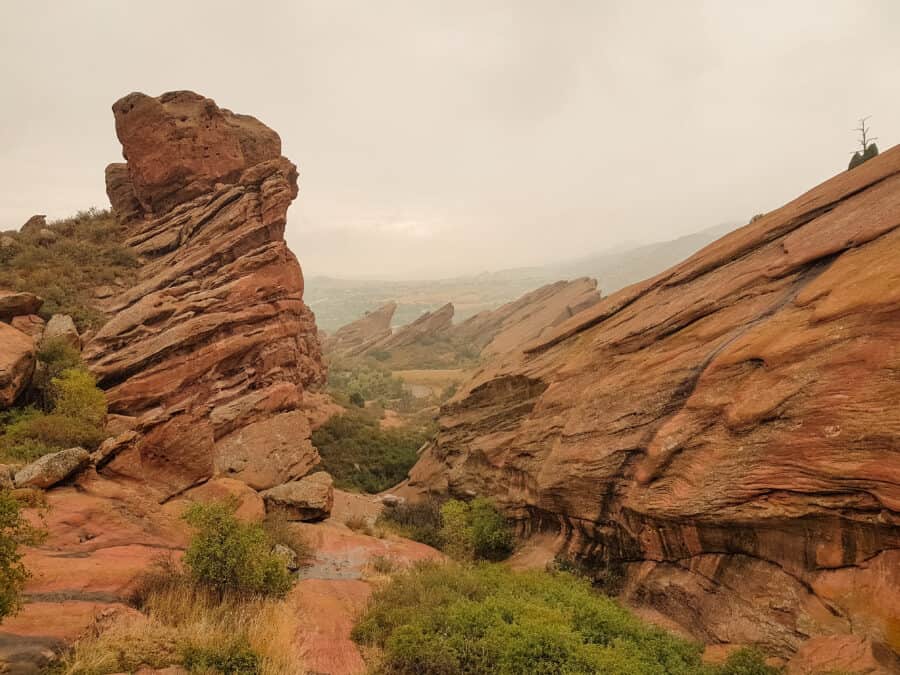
[2,1,898,279]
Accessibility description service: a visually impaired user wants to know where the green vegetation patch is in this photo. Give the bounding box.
[312,409,434,493]
[352,562,779,675]
[0,208,138,331]
[0,490,46,620]
[0,339,108,464]
[182,501,293,598]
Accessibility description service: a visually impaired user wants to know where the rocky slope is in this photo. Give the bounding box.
[80,91,325,496]
[321,301,396,357]
[406,147,900,661]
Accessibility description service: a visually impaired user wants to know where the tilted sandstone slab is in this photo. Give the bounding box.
[322,301,396,357]
[0,290,43,321]
[84,91,324,495]
[407,146,900,658]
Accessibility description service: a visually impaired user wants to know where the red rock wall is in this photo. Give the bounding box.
[85,91,324,496]
[408,147,900,658]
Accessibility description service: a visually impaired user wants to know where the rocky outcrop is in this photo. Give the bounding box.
[0,321,36,407]
[261,471,334,521]
[42,313,80,348]
[14,447,90,489]
[0,290,43,322]
[367,302,455,353]
[450,277,602,358]
[19,215,47,236]
[83,91,325,495]
[322,301,396,357]
[407,146,900,658]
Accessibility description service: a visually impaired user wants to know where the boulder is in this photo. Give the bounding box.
[0,322,36,408]
[272,543,300,571]
[19,214,47,235]
[213,410,320,491]
[14,447,90,489]
[378,493,405,508]
[0,290,43,321]
[90,431,139,470]
[10,314,45,341]
[261,471,334,522]
[42,314,80,349]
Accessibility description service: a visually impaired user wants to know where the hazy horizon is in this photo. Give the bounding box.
[3,1,898,279]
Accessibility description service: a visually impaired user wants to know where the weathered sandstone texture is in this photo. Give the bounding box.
[0,321,36,407]
[261,470,334,521]
[407,147,900,658]
[84,91,324,495]
[321,301,396,357]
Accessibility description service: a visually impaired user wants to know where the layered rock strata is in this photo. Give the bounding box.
[407,147,900,658]
[84,91,324,495]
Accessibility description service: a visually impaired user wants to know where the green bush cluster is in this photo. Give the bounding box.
[326,358,408,408]
[182,501,293,598]
[848,142,879,170]
[352,562,778,675]
[0,208,138,331]
[312,409,433,493]
[0,490,46,621]
[378,497,513,561]
[181,640,260,674]
[0,341,108,464]
[440,498,514,562]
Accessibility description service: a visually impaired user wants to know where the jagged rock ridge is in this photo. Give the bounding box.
[407,147,900,659]
[85,91,325,495]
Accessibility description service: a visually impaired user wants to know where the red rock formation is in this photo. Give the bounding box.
[407,147,900,658]
[451,277,602,357]
[367,302,455,352]
[322,301,396,357]
[0,322,35,407]
[84,91,324,495]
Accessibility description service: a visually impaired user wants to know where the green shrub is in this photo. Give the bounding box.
[312,410,433,493]
[352,562,730,675]
[182,502,292,598]
[349,391,366,407]
[50,368,107,426]
[440,498,513,561]
[718,648,781,675]
[0,490,46,620]
[32,338,83,409]
[181,640,261,674]
[262,511,314,568]
[377,499,444,548]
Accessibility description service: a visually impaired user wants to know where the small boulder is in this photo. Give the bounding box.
[10,314,45,341]
[261,471,334,522]
[0,290,43,321]
[90,431,138,470]
[42,314,81,349]
[0,322,36,408]
[272,543,299,571]
[14,447,90,489]
[379,493,405,508]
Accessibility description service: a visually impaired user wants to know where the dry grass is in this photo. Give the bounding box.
[61,560,302,674]
[263,511,315,567]
[392,369,467,395]
[344,514,373,535]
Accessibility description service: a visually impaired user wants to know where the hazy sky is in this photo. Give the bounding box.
[2,1,898,279]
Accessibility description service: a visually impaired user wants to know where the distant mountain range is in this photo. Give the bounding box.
[306,222,737,332]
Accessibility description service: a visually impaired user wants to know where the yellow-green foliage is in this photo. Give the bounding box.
[0,490,46,621]
[182,501,292,598]
[352,562,779,675]
[0,355,108,464]
[0,208,138,331]
[440,498,514,562]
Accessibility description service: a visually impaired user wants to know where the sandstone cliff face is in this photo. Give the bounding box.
[408,148,900,657]
[322,301,396,357]
[85,91,324,495]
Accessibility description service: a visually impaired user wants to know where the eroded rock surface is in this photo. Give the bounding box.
[84,91,325,494]
[0,290,43,322]
[262,471,334,521]
[322,301,396,357]
[0,321,36,407]
[407,146,900,658]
